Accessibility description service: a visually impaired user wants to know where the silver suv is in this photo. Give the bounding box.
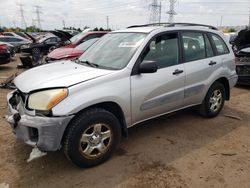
[6,23,238,167]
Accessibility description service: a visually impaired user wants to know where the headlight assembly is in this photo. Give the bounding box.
[28,88,68,111]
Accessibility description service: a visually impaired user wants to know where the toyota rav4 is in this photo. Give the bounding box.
[6,23,238,168]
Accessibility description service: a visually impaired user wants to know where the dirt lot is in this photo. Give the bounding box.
[0,57,250,188]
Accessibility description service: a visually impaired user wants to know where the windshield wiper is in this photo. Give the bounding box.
[74,59,98,68]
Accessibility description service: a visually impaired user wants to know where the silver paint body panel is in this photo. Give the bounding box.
[6,26,237,151]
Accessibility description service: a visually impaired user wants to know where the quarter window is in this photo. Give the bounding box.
[142,33,179,69]
[210,34,229,55]
[181,32,206,62]
[204,34,214,57]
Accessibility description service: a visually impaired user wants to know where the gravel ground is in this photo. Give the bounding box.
[0,56,250,188]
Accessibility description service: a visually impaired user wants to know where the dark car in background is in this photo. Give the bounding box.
[20,35,63,55]
[20,30,75,56]
[46,37,100,62]
[0,44,11,65]
[233,29,250,85]
[0,36,30,52]
[0,42,16,57]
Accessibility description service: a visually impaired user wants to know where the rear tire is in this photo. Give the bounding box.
[199,82,226,118]
[63,108,121,168]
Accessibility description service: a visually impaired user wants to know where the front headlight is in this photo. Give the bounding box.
[28,88,68,110]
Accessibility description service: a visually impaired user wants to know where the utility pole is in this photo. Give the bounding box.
[106,16,109,30]
[149,0,161,24]
[62,20,66,29]
[248,8,250,29]
[34,5,43,30]
[159,1,162,24]
[166,0,177,23]
[220,15,223,27]
[17,3,27,29]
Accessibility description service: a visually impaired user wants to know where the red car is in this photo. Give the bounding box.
[46,38,100,62]
[60,31,108,49]
[0,44,11,65]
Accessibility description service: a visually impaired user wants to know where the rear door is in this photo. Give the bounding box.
[131,32,185,124]
[181,31,220,106]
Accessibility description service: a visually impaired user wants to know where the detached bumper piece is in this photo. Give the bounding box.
[6,90,73,151]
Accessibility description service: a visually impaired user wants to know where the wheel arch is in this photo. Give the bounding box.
[63,101,128,141]
[214,77,230,100]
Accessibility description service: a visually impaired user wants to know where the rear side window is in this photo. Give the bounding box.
[3,33,13,36]
[181,32,206,62]
[0,38,7,42]
[210,34,229,55]
[9,38,22,42]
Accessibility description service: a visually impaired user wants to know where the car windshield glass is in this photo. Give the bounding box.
[79,32,147,70]
[70,32,86,44]
[38,35,53,43]
[75,38,99,51]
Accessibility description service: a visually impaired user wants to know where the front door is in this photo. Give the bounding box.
[131,32,185,124]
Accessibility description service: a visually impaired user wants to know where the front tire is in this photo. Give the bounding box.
[199,82,226,118]
[63,108,121,168]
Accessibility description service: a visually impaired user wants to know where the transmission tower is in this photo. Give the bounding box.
[166,0,177,23]
[17,3,27,28]
[34,5,43,29]
[149,0,162,24]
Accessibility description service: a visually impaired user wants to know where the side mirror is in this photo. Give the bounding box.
[138,61,158,74]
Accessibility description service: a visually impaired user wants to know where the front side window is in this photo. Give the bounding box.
[210,34,229,55]
[182,32,206,62]
[141,33,179,69]
[79,33,147,70]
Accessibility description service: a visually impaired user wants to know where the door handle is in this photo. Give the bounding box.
[172,69,184,75]
[209,61,217,66]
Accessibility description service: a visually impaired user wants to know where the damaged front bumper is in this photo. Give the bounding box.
[6,90,74,151]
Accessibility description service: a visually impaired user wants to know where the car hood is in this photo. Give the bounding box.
[47,48,83,59]
[233,29,250,50]
[14,60,114,93]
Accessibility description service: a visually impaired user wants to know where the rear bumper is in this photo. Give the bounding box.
[0,53,11,65]
[6,91,74,151]
[236,64,250,85]
[237,75,250,85]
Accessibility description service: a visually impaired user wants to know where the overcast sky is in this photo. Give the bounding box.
[0,0,249,30]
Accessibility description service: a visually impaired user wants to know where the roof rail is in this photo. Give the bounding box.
[127,22,218,30]
[166,23,218,30]
[127,22,170,28]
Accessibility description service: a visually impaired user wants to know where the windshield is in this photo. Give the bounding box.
[70,32,86,44]
[79,32,147,70]
[76,38,99,51]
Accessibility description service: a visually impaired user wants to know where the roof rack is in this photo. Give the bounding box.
[166,23,218,30]
[127,22,218,30]
[127,22,170,28]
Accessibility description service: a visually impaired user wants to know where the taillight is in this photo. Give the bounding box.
[0,44,7,53]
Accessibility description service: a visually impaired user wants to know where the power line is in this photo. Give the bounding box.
[166,0,177,23]
[17,3,27,29]
[34,5,43,29]
[149,0,162,23]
